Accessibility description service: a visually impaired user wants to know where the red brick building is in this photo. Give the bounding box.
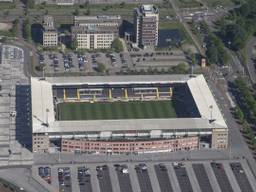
[61,137,199,154]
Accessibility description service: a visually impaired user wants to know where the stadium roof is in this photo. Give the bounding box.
[31,75,228,134]
[45,75,191,85]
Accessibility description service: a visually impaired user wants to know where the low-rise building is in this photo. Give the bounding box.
[61,137,199,154]
[71,16,121,50]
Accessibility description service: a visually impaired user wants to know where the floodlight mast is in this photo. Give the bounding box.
[209,105,213,120]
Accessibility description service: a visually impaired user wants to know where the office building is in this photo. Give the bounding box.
[134,4,159,49]
[42,16,58,47]
[71,16,121,50]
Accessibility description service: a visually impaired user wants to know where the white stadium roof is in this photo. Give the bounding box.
[31,74,227,134]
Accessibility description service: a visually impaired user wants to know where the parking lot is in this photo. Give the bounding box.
[37,50,189,76]
[39,52,126,75]
[33,160,256,192]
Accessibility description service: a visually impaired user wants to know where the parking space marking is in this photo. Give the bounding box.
[88,165,100,192]
[97,165,113,192]
[167,164,181,192]
[51,166,59,191]
[114,164,133,192]
[173,163,193,192]
[108,164,120,192]
[192,164,213,192]
[71,165,80,192]
[211,162,234,192]
[230,162,254,192]
[135,163,153,192]
[241,160,256,191]
[203,163,221,192]
[223,162,241,192]
[185,163,201,192]
[127,164,141,192]
[154,163,173,192]
[147,163,161,192]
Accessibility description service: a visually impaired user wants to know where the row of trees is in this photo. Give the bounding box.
[234,77,256,148]
[206,33,229,66]
[235,77,256,119]
[23,18,32,41]
[217,0,256,51]
[234,106,256,148]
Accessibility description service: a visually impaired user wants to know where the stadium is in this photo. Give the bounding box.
[31,74,228,154]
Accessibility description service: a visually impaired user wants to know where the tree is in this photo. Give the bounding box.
[73,8,79,16]
[96,63,106,73]
[26,0,35,9]
[206,44,218,64]
[10,19,19,37]
[3,10,10,18]
[70,40,78,50]
[119,2,126,8]
[83,9,90,16]
[223,24,247,50]
[172,63,188,74]
[23,18,31,41]
[234,106,245,123]
[191,53,196,66]
[111,38,123,53]
[206,33,229,65]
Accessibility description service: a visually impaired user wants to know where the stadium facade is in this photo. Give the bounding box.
[31,75,228,154]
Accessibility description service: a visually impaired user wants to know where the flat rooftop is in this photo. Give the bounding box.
[31,75,228,134]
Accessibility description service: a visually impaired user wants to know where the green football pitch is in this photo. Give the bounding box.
[57,100,177,120]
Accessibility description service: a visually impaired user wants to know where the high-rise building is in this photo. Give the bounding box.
[42,16,58,47]
[134,4,159,49]
[71,16,121,50]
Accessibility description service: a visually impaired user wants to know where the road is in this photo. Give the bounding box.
[245,36,256,84]
[169,0,206,56]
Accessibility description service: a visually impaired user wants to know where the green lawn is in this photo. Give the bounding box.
[57,100,177,120]
[174,0,203,8]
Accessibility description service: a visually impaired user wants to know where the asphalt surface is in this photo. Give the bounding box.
[97,165,113,192]
[192,164,213,192]
[135,164,153,192]
[115,165,133,192]
[173,164,193,192]
[245,37,256,84]
[154,164,173,192]
[211,162,233,192]
[230,162,254,192]
[77,167,92,192]
[29,160,256,192]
